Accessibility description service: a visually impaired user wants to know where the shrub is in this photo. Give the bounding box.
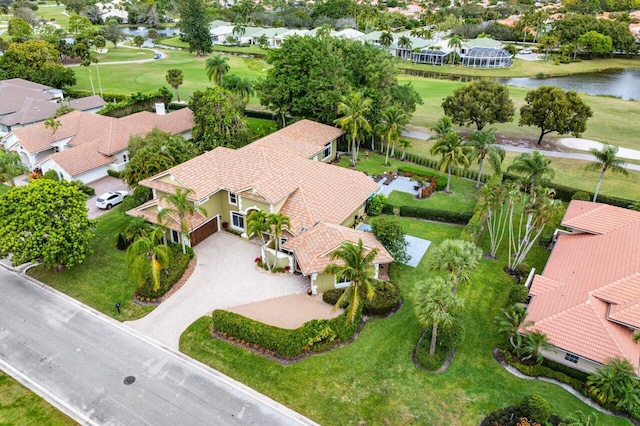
[519,395,552,424]
[121,185,152,211]
[397,165,448,191]
[381,202,395,214]
[508,284,530,305]
[415,317,465,370]
[107,169,123,179]
[398,205,473,224]
[98,87,173,118]
[71,180,95,196]
[42,169,59,181]
[366,193,388,216]
[571,191,591,201]
[116,233,128,251]
[135,244,191,299]
[323,283,400,316]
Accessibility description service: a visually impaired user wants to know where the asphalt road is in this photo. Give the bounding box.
[0,267,317,426]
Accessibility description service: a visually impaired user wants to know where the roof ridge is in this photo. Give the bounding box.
[591,272,640,302]
[587,298,633,361]
[563,203,608,232]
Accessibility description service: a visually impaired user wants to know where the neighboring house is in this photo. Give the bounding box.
[249,27,289,47]
[0,78,106,134]
[523,201,640,374]
[1,107,194,184]
[127,119,391,294]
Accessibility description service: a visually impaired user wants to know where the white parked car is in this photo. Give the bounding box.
[96,191,128,210]
[520,49,533,55]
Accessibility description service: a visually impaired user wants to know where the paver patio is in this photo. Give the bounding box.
[127,232,308,349]
[358,223,431,267]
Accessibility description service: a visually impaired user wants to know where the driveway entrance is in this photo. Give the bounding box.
[127,232,309,349]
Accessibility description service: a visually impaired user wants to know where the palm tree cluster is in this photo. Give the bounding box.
[587,358,640,413]
[246,211,291,272]
[205,54,254,106]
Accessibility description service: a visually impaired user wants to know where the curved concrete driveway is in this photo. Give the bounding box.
[127,232,308,349]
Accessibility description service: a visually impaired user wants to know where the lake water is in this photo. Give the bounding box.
[120,27,181,38]
[496,68,640,101]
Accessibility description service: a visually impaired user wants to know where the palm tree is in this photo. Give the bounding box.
[465,129,505,188]
[317,23,334,38]
[334,92,372,166]
[398,138,412,160]
[221,74,254,105]
[376,106,409,166]
[495,304,530,340]
[426,239,482,292]
[447,35,462,64]
[324,239,382,324]
[430,130,471,194]
[232,21,246,46]
[0,150,27,186]
[397,35,412,59]
[430,115,452,137]
[267,212,290,270]
[165,69,184,102]
[415,276,464,356]
[246,210,272,272]
[587,358,638,407]
[514,330,552,364]
[379,31,393,49]
[157,188,207,254]
[585,144,628,202]
[507,150,555,195]
[125,226,172,292]
[44,117,61,136]
[124,217,152,243]
[205,54,230,86]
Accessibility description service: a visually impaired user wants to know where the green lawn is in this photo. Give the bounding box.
[34,5,70,29]
[27,209,154,321]
[180,216,629,426]
[94,47,155,62]
[0,372,75,426]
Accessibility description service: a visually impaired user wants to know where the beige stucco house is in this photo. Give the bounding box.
[127,119,392,294]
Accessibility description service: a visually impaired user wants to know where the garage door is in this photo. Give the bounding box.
[190,217,218,246]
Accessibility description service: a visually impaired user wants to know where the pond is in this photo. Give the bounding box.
[496,68,640,101]
[120,27,181,38]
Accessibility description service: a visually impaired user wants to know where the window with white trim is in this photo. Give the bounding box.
[228,192,237,205]
[322,142,332,160]
[565,353,579,364]
[335,274,350,288]
[231,211,244,230]
[171,230,180,243]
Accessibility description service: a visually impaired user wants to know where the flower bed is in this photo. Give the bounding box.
[133,244,193,302]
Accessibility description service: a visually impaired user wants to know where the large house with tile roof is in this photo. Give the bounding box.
[523,201,640,374]
[127,119,392,294]
[1,108,194,184]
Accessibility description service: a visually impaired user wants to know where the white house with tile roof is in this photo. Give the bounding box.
[1,108,194,184]
[523,201,640,374]
[127,119,392,294]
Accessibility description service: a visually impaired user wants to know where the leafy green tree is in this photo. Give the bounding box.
[189,86,248,152]
[539,34,559,60]
[94,35,107,51]
[125,226,171,292]
[426,239,482,292]
[267,212,290,270]
[246,210,272,271]
[0,180,94,268]
[324,239,382,324]
[430,128,471,193]
[442,80,515,131]
[165,68,184,102]
[507,150,555,195]
[0,39,76,88]
[7,17,32,41]
[587,358,639,409]
[205,54,230,86]
[414,276,464,355]
[0,150,27,186]
[68,14,92,35]
[335,91,372,166]
[578,31,613,58]
[371,216,410,264]
[178,0,212,55]
[158,188,207,254]
[104,19,123,48]
[585,144,628,202]
[465,129,505,188]
[376,106,409,166]
[123,129,197,186]
[133,35,145,50]
[519,85,593,145]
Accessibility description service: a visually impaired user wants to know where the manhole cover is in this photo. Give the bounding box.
[123,376,136,385]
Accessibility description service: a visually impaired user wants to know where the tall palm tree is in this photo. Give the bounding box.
[221,74,254,105]
[44,117,61,136]
[205,54,230,86]
[246,210,272,272]
[430,130,471,193]
[334,92,372,166]
[426,239,482,292]
[415,276,464,356]
[397,35,412,59]
[379,31,393,49]
[585,144,628,202]
[376,106,409,166]
[398,138,412,160]
[514,330,552,364]
[465,129,505,188]
[157,188,207,254]
[125,226,172,292]
[0,150,27,186]
[124,217,152,243]
[165,68,184,102]
[507,150,555,196]
[447,35,462,64]
[324,239,382,324]
[232,21,246,46]
[267,212,290,270]
[587,358,638,407]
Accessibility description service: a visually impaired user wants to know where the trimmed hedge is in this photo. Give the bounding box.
[399,205,473,224]
[381,202,395,214]
[64,89,130,103]
[403,153,488,185]
[107,169,123,178]
[520,394,552,424]
[397,165,447,191]
[98,87,173,118]
[72,180,95,196]
[212,308,361,357]
[507,284,530,305]
[135,244,191,299]
[322,283,400,316]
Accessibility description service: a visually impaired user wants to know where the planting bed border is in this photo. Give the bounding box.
[132,255,198,306]
[411,329,456,374]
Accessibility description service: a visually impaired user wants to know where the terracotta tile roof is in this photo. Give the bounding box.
[282,222,393,275]
[119,108,194,135]
[46,142,115,177]
[245,119,344,159]
[525,201,640,369]
[126,198,207,232]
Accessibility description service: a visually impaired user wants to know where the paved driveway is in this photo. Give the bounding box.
[87,176,129,219]
[127,232,309,349]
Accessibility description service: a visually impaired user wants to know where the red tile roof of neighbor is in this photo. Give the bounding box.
[525,201,640,369]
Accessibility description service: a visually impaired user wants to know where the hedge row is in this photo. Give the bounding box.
[398,205,473,224]
[397,165,447,191]
[211,308,361,357]
[322,283,400,316]
[98,87,173,118]
[403,153,488,184]
[107,169,123,179]
[64,89,129,103]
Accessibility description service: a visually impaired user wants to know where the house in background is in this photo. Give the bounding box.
[523,201,640,374]
[0,78,105,134]
[127,119,392,295]
[1,107,194,184]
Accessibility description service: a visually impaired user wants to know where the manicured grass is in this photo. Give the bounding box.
[0,372,75,426]
[180,216,629,426]
[94,47,155,62]
[246,117,278,141]
[27,208,154,321]
[34,5,70,29]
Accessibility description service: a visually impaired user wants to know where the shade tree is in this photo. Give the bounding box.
[442,80,515,131]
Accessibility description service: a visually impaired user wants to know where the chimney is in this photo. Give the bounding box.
[155,102,166,115]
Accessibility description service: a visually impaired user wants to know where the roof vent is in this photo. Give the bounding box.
[155,102,166,116]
